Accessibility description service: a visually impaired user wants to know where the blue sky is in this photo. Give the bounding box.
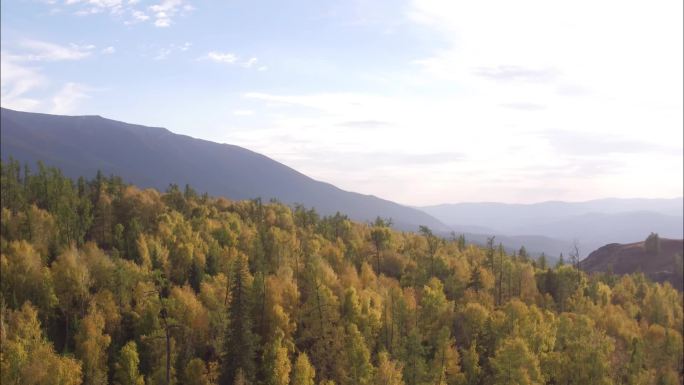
[2,0,683,205]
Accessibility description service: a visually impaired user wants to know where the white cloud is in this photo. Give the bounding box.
[154,42,191,60]
[51,82,90,114]
[238,74,682,204]
[242,57,258,68]
[13,39,93,61]
[58,0,193,26]
[206,51,237,64]
[233,109,254,116]
[148,0,192,27]
[130,9,149,21]
[101,46,116,54]
[204,52,266,70]
[0,55,47,111]
[0,55,91,114]
[154,17,171,27]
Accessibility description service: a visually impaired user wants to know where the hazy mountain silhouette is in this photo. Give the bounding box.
[422,200,683,256]
[1,108,448,232]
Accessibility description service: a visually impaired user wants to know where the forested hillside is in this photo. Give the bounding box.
[1,159,682,385]
[0,107,447,232]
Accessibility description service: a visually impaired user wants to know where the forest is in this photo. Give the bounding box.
[0,159,682,385]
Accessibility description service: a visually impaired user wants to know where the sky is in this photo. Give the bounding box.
[1,0,682,206]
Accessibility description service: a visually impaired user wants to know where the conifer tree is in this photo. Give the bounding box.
[221,255,256,385]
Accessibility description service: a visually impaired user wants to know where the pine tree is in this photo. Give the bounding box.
[221,255,256,385]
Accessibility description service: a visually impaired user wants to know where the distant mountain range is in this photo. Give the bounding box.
[420,200,683,257]
[0,107,447,232]
[581,238,684,290]
[2,107,681,259]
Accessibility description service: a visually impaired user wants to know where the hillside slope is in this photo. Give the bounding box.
[581,238,684,290]
[0,107,447,231]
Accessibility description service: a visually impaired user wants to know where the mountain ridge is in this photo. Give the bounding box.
[1,107,449,232]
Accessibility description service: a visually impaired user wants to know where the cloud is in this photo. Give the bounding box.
[12,39,94,62]
[242,57,258,68]
[148,0,191,27]
[473,66,558,83]
[206,51,237,64]
[204,52,265,70]
[56,0,193,26]
[499,102,546,111]
[154,42,191,60]
[101,46,116,54]
[233,109,254,116]
[130,9,149,22]
[51,82,90,114]
[541,130,678,156]
[69,0,124,15]
[337,120,392,128]
[0,55,47,111]
[0,54,92,114]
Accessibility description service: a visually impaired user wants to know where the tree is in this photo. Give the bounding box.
[467,266,484,293]
[644,233,661,255]
[75,307,111,385]
[419,226,441,277]
[374,351,404,385]
[52,246,91,352]
[430,328,464,385]
[489,337,542,385]
[457,234,466,252]
[1,303,83,385]
[113,341,145,385]
[343,324,374,385]
[460,343,480,385]
[401,330,427,385]
[221,255,256,385]
[184,358,214,385]
[1,240,56,314]
[537,253,547,270]
[292,353,316,385]
[262,331,291,385]
[370,217,392,272]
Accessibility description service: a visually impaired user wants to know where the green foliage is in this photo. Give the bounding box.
[114,341,145,385]
[1,161,682,385]
[220,255,256,385]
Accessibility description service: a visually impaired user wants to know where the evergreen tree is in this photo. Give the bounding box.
[221,255,256,385]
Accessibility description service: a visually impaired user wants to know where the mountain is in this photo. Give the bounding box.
[0,107,448,232]
[581,238,684,290]
[421,200,684,256]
